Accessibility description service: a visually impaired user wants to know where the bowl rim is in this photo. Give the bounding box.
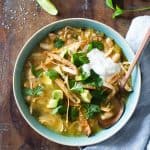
[13,18,141,147]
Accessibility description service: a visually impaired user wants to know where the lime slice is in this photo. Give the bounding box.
[36,0,58,15]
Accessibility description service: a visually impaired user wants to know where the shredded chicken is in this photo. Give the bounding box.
[103,82,116,100]
[104,47,113,57]
[40,43,53,50]
[61,66,77,75]
[79,111,91,136]
[101,102,113,112]
[55,79,80,104]
[106,73,122,85]
[66,98,69,125]
[101,111,114,120]
[28,70,35,89]
[61,42,81,53]
[46,52,78,75]
[82,84,96,90]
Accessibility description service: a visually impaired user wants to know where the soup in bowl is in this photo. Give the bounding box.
[13,18,141,146]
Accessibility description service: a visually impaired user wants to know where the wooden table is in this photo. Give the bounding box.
[0,0,150,149]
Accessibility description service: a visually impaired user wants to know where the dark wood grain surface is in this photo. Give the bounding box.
[0,0,150,149]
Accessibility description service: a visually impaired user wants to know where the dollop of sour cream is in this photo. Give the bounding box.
[82,48,121,80]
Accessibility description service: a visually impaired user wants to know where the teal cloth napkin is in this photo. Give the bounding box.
[81,16,150,150]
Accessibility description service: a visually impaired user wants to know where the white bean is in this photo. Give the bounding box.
[49,33,56,41]
[40,43,53,50]
[106,37,114,48]
[112,53,121,62]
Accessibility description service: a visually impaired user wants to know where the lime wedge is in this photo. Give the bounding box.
[36,0,58,15]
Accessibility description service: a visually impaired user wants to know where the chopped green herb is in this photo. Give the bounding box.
[88,41,104,51]
[54,38,65,48]
[69,107,79,121]
[31,65,43,77]
[33,86,43,96]
[91,90,107,105]
[58,105,67,114]
[23,86,43,96]
[83,103,100,119]
[45,69,59,80]
[83,70,103,88]
[68,79,76,89]
[72,52,89,67]
[52,105,67,115]
[87,43,93,51]
[23,88,33,96]
[52,100,67,115]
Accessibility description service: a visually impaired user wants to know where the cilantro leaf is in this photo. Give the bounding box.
[33,86,43,96]
[88,41,104,51]
[31,65,43,77]
[72,52,89,67]
[83,70,103,88]
[69,79,84,93]
[83,103,100,119]
[52,105,79,122]
[54,38,65,48]
[69,107,79,121]
[106,0,114,9]
[112,5,124,19]
[23,86,43,96]
[52,99,67,115]
[68,79,76,88]
[45,69,59,80]
[91,89,107,105]
[87,43,93,51]
[23,88,33,96]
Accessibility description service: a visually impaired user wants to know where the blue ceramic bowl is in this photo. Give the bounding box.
[13,18,141,146]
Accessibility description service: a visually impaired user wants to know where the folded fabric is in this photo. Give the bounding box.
[81,16,150,150]
[126,16,150,52]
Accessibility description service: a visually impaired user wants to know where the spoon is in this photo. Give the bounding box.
[98,98,124,128]
[120,28,150,90]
